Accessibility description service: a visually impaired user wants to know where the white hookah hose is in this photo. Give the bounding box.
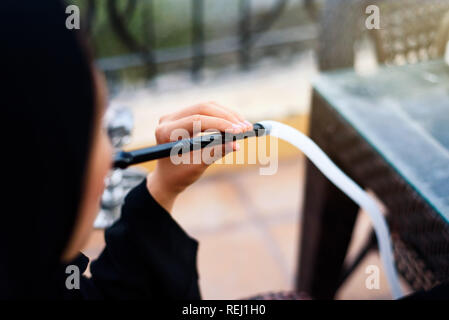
[259,120,404,299]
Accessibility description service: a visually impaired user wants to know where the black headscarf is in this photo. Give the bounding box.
[0,0,96,298]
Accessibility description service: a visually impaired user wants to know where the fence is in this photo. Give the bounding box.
[79,0,319,83]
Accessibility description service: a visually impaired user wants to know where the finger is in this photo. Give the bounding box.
[199,141,237,166]
[160,103,242,126]
[211,102,252,126]
[210,102,244,122]
[210,102,252,131]
[156,115,243,143]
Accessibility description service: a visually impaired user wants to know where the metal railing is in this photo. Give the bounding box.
[81,0,319,82]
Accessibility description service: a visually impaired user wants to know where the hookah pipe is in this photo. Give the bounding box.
[113,123,268,169]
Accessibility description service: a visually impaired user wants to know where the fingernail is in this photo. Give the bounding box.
[231,124,242,133]
[235,142,240,151]
[244,121,252,130]
[237,122,246,131]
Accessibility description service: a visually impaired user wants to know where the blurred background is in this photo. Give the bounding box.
[73,0,449,299]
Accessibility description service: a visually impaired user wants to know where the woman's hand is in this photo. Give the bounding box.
[146,102,252,212]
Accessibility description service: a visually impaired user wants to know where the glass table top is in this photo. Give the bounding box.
[313,60,449,223]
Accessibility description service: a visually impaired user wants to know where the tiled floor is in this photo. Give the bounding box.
[172,158,304,299]
[82,157,408,299]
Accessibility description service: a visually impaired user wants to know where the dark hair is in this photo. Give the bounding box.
[0,0,97,298]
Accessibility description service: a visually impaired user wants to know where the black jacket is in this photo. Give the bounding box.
[62,180,201,300]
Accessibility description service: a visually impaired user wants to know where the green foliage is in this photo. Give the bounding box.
[68,0,193,58]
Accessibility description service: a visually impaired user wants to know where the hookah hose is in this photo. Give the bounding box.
[259,120,403,299]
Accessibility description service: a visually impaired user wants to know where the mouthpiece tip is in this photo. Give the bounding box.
[253,122,270,136]
[113,151,133,169]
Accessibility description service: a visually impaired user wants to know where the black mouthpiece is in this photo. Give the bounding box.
[113,122,268,169]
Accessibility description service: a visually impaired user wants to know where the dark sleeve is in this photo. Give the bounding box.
[86,179,201,300]
[401,282,449,300]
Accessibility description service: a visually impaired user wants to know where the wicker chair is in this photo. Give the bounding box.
[318,0,449,71]
[372,0,449,64]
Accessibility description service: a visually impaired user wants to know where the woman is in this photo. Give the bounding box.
[0,0,250,299]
